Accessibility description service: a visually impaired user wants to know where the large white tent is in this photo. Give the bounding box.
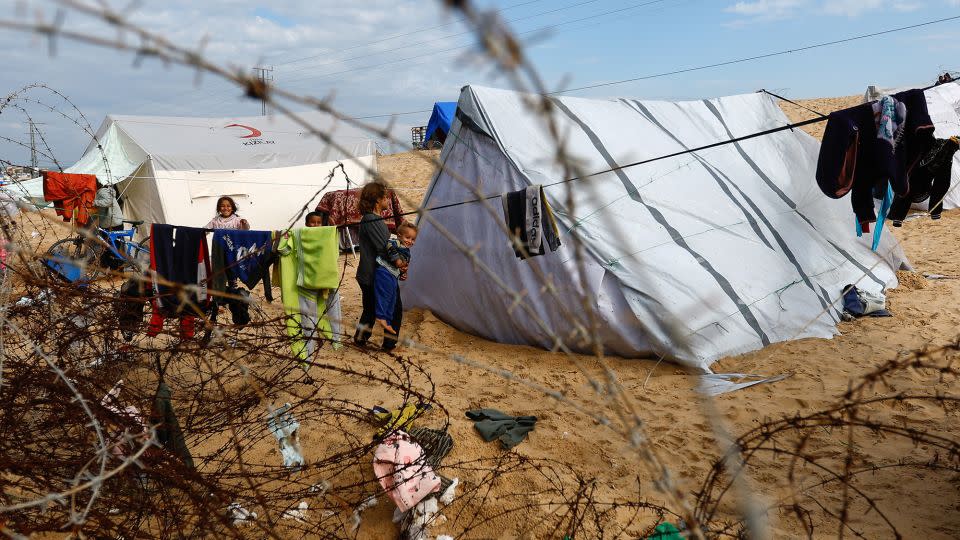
[18,111,378,230]
[404,85,907,371]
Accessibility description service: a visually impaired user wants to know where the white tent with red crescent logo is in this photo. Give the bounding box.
[18,111,379,231]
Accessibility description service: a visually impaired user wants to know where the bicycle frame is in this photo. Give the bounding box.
[99,224,147,263]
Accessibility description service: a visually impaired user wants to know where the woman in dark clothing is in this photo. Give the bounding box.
[354,182,402,350]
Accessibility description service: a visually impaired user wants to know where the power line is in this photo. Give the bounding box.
[551,13,960,95]
[252,66,274,116]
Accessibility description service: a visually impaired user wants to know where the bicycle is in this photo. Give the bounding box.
[45,220,151,282]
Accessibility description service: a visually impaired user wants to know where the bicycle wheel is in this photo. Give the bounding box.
[45,236,101,282]
[124,236,151,273]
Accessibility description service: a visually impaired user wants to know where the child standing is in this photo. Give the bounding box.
[206,196,250,230]
[374,222,416,334]
[354,183,403,350]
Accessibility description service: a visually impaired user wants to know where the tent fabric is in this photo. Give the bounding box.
[15,111,379,231]
[403,85,907,371]
[423,102,457,145]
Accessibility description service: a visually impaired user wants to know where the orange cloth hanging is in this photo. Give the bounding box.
[42,171,97,226]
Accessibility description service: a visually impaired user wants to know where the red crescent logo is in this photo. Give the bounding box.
[224,123,262,138]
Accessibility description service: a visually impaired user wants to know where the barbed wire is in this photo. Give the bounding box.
[0,1,957,539]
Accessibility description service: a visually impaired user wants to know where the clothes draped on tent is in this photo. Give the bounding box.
[148,223,211,339]
[816,89,935,237]
[501,185,561,260]
[315,188,405,250]
[41,171,96,225]
[890,136,960,224]
[276,227,341,360]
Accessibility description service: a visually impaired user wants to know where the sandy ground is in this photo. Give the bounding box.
[15,99,960,538]
[306,121,959,538]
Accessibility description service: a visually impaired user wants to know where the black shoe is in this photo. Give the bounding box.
[932,214,942,220]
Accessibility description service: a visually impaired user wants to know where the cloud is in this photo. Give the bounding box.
[726,0,807,19]
[0,0,469,163]
[726,0,949,23]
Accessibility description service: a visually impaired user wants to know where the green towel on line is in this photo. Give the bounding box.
[294,226,339,290]
[465,408,537,450]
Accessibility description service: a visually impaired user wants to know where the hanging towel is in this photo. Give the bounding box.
[277,231,336,360]
[294,226,340,290]
[501,185,561,260]
[210,229,274,301]
[41,171,97,225]
[150,381,195,468]
[465,408,538,449]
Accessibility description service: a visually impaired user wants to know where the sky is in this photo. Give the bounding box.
[2,0,959,167]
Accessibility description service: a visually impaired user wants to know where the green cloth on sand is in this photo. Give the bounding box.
[465,408,537,450]
[647,522,683,540]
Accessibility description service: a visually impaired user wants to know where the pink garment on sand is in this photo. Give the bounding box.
[373,431,441,512]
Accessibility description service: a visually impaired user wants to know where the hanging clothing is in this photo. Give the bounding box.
[295,227,339,289]
[315,188,406,250]
[41,171,97,225]
[148,224,211,339]
[210,229,275,301]
[117,277,148,342]
[871,95,908,195]
[501,185,561,259]
[892,88,936,177]
[93,186,124,229]
[276,227,340,360]
[150,381,195,468]
[465,408,538,449]
[204,213,250,230]
[373,431,442,513]
[890,137,960,223]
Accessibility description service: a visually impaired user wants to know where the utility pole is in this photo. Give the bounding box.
[252,66,273,116]
[27,120,43,173]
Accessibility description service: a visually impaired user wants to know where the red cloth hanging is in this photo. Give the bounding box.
[42,171,97,226]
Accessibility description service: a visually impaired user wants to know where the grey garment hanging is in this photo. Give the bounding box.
[150,381,194,469]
